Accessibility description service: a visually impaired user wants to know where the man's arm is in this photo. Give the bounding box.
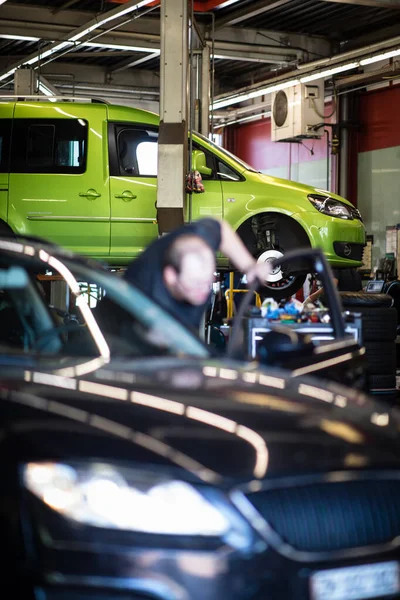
[303,276,339,306]
[218,219,272,284]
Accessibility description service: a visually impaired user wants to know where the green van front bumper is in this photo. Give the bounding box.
[293,211,366,268]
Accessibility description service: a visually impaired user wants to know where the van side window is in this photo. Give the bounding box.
[0,119,11,173]
[11,119,88,174]
[114,127,158,177]
[217,160,241,182]
[27,125,54,167]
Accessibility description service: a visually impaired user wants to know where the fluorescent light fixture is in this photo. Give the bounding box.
[24,41,73,66]
[0,34,39,42]
[215,0,241,8]
[299,62,359,83]
[0,0,8,4]
[0,0,157,82]
[83,41,160,54]
[0,41,73,82]
[360,48,400,66]
[212,79,299,110]
[0,35,158,55]
[215,110,272,129]
[0,68,17,82]
[38,82,56,101]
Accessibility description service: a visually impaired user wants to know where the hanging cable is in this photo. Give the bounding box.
[311,81,337,119]
[300,141,315,155]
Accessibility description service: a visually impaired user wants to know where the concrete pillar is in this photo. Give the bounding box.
[156,0,188,234]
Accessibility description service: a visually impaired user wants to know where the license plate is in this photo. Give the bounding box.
[310,561,400,600]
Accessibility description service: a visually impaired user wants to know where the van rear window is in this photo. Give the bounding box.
[0,119,11,173]
[10,118,88,174]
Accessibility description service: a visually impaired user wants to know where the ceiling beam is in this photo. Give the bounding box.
[41,60,160,88]
[0,20,159,49]
[319,0,400,7]
[214,40,297,61]
[215,0,294,29]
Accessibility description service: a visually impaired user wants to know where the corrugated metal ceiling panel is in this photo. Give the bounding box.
[230,0,400,38]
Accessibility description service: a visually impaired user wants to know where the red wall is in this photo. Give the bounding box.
[357,84,400,153]
[227,116,329,172]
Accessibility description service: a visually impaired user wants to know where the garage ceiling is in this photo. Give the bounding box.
[0,0,399,114]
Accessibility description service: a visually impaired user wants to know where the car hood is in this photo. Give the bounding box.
[1,358,399,484]
[254,172,355,207]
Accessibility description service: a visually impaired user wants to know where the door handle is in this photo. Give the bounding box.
[114,190,137,202]
[79,188,101,200]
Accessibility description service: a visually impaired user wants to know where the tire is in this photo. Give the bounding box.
[353,307,398,342]
[367,373,397,391]
[340,292,393,308]
[364,341,397,374]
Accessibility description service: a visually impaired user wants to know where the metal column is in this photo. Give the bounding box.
[156,0,189,234]
[201,44,211,136]
[339,94,349,199]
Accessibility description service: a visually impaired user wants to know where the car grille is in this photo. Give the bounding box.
[246,478,400,553]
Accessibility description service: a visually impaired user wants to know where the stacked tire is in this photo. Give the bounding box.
[340,292,398,402]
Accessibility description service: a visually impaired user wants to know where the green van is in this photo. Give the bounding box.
[0,99,365,297]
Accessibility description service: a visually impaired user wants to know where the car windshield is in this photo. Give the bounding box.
[194,131,259,173]
[0,239,209,361]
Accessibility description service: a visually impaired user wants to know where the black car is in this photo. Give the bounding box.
[1,361,400,600]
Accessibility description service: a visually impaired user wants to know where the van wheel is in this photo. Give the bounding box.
[256,248,307,299]
[237,214,310,300]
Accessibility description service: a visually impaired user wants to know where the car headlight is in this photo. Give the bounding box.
[23,462,231,536]
[308,194,353,220]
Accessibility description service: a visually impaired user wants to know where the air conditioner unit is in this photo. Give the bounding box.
[271,81,325,142]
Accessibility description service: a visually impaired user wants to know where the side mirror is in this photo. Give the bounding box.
[192,150,212,176]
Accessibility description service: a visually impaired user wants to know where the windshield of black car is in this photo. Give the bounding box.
[0,244,208,360]
[194,131,259,173]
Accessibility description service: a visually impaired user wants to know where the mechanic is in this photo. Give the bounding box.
[124,218,272,331]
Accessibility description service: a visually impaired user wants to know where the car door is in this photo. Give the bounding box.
[0,111,12,228]
[109,123,158,257]
[215,158,249,224]
[8,103,110,256]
